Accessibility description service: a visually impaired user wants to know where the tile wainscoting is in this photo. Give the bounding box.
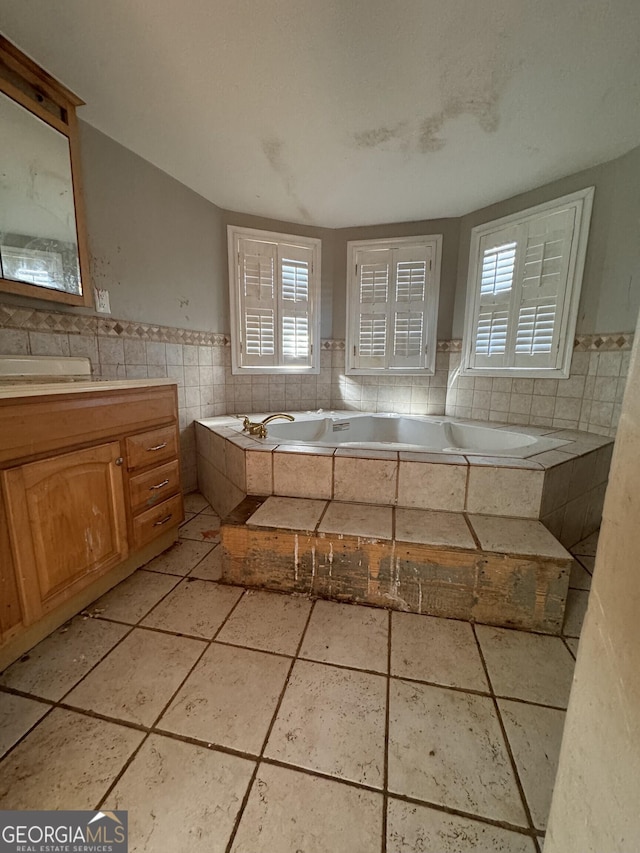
[0,302,632,491]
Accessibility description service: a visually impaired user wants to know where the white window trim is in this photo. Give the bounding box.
[461,187,594,379]
[228,225,321,375]
[345,234,442,376]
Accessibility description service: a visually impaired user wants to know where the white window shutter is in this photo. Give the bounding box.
[512,207,576,368]
[388,244,431,369]
[238,238,277,366]
[471,227,519,369]
[278,243,313,366]
[354,248,391,369]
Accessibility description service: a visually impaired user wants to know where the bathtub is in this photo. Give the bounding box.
[264,412,569,457]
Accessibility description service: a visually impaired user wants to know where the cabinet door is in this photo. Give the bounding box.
[2,441,128,623]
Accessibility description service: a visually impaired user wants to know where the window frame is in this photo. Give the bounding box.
[461,187,595,379]
[345,234,443,376]
[227,225,321,375]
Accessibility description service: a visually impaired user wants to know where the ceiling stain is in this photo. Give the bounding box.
[419,94,500,153]
[354,123,407,149]
[261,138,312,223]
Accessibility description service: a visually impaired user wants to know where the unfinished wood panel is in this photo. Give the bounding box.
[221,520,572,634]
[2,441,128,621]
[128,459,181,515]
[0,385,178,466]
[126,425,179,471]
[132,493,184,551]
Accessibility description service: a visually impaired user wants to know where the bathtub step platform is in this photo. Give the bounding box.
[220,496,573,635]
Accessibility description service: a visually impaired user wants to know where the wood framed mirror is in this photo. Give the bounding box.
[0,36,92,307]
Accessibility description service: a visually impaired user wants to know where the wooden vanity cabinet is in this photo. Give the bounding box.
[0,382,183,669]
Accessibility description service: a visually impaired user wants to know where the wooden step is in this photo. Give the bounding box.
[220,496,573,635]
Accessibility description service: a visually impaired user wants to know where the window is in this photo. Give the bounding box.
[461,188,594,378]
[228,226,321,374]
[346,236,442,375]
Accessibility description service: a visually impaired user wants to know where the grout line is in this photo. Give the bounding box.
[223,596,318,853]
[471,624,540,838]
[382,608,392,853]
[95,583,249,810]
[561,636,578,661]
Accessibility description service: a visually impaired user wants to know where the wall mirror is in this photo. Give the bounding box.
[0,37,92,307]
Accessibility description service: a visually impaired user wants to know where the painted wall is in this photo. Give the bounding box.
[544,314,640,852]
[80,122,228,331]
[453,145,640,338]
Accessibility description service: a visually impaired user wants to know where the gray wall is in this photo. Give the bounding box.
[80,122,228,331]
[453,145,640,338]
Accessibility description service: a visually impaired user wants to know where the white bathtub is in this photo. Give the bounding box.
[264,412,569,457]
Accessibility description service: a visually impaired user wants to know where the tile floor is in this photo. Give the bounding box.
[0,492,596,853]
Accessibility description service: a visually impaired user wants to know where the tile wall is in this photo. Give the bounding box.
[0,302,632,492]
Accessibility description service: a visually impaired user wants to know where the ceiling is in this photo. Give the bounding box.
[2,1,640,228]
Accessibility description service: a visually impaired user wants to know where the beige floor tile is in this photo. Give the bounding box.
[299,600,388,672]
[142,580,243,639]
[563,589,589,637]
[90,570,180,623]
[145,540,215,576]
[576,554,595,573]
[0,694,49,757]
[469,515,570,559]
[388,680,526,825]
[188,544,223,580]
[569,560,592,590]
[107,734,254,853]
[0,708,144,809]
[184,492,211,513]
[0,616,128,700]
[317,501,393,540]
[179,513,222,543]
[395,508,476,549]
[265,660,386,788]
[65,628,205,726]
[571,530,599,556]
[499,699,566,831]
[247,496,327,531]
[181,511,197,526]
[476,625,575,708]
[273,452,333,500]
[466,467,544,518]
[391,612,488,691]
[199,506,221,518]
[158,643,290,754]
[565,637,580,657]
[397,460,467,511]
[231,763,383,853]
[217,590,312,655]
[387,798,536,853]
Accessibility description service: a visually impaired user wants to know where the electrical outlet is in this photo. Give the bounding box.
[94,288,111,314]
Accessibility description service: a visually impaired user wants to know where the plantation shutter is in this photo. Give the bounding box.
[471,208,576,370]
[512,208,575,368]
[279,243,313,367]
[353,248,391,369]
[389,244,431,369]
[238,238,277,367]
[472,227,519,369]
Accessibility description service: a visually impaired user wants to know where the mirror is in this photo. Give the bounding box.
[0,37,91,307]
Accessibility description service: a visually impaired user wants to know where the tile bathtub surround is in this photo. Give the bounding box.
[197,417,613,545]
[0,492,597,849]
[0,299,630,490]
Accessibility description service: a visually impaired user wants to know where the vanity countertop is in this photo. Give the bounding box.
[0,378,177,401]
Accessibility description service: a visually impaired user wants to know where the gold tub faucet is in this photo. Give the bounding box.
[241,413,295,439]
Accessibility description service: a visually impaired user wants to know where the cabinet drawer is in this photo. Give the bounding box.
[133,493,184,551]
[126,425,178,471]
[129,459,181,515]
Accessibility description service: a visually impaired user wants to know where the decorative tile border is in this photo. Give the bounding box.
[0,302,634,352]
[573,333,634,351]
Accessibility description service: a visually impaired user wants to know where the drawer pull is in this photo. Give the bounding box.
[149,479,170,491]
[147,442,168,452]
[153,514,173,527]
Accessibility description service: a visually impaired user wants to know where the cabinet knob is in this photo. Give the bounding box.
[115,457,124,466]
